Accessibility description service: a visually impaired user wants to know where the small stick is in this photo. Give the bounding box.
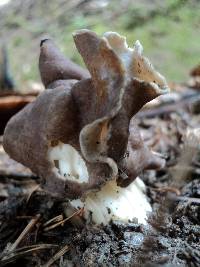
[0,244,58,265]
[151,187,200,203]
[41,244,70,267]
[6,214,41,254]
[153,186,181,196]
[137,93,200,118]
[43,208,83,232]
[43,215,63,227]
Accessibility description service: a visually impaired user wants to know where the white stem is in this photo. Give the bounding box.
[71,177,152,225]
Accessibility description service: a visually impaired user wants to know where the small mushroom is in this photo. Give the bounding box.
[3,30,170,224]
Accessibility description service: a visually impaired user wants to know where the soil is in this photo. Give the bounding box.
[0,85,200,267]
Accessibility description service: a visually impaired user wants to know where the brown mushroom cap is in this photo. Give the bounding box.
[39,39,90,88]
[3,30,169,199]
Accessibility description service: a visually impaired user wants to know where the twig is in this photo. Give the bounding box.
[43,215,63,227]
[4,214,40,255]
[43,208,83,232]
[153,186,181,196]
[0,244,58,266]
[41,244,70,267]
[152,187,200,204]
[137,93,200,118]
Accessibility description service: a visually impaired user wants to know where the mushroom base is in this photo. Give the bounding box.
[70,177,152,225]
[48,142,151,225]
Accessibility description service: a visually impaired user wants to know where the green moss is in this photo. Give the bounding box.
[2,0,200,85]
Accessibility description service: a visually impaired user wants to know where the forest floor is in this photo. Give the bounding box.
[0,77,200,266]
[0,0,200,266]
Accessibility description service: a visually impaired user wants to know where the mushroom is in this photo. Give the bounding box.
[3,30,170,225]
[39,38,90,89]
